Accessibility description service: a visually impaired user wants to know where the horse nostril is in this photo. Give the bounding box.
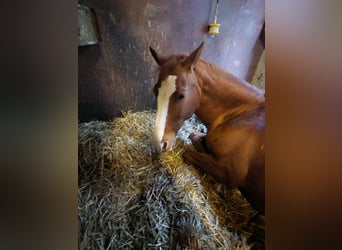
[162,142,168,151]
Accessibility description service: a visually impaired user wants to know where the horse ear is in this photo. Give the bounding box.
[182,41,204,70]
[149,46,167,66]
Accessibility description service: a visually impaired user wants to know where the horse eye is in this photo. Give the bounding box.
[178,94,185,100]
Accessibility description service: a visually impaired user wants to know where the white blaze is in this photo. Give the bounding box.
[153,75,177,149]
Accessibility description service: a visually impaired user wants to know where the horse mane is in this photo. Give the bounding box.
[159,53,264,101]
[196,58,264,97]
[192,58,265,123]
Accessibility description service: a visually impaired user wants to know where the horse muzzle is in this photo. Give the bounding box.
[152,133,176,153]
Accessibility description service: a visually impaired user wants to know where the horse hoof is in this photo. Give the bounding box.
[188,132,207,153]
[189,131,206,142]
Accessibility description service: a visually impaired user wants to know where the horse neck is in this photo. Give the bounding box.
[194,61,265,129]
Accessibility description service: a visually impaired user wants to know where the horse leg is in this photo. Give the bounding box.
[183,150,231,185]
[189,131,208,153]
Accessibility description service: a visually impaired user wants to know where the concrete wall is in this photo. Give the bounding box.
[251,50,265,90]
[78,0,264,121]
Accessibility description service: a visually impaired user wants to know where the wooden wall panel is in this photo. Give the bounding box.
[78,0,264,121]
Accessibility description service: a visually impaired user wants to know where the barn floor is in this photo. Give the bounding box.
[78,111,265,249]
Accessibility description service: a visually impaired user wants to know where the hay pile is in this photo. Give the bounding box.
[78,111,264,249]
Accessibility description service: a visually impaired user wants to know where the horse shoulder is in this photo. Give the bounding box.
[205,110,264,187]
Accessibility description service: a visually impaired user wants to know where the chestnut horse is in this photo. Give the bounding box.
[150,42,265,214]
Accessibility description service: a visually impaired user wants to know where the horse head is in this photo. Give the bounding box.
[150,42,204,153]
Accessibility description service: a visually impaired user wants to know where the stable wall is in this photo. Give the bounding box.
[78,0,264,121]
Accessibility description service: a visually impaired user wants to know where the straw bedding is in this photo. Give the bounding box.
[78,111,265,249]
